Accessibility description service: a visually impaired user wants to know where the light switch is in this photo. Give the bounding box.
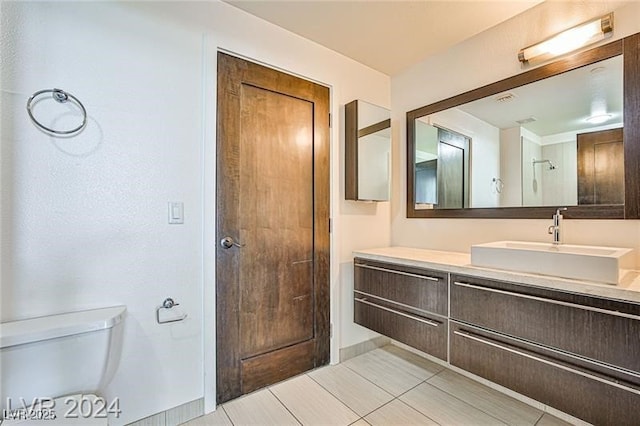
[168,202,184,224]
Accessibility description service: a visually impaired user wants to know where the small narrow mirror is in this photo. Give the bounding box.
[345,100,391,201]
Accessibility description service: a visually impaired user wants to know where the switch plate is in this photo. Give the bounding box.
[168,202,184,224]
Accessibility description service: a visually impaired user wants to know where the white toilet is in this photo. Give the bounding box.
[0,306,126,424]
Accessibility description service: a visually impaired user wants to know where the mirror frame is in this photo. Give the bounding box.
[345,99,391,201]
[407,32,640,219]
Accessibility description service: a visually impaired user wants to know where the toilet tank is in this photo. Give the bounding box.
[0,306,126,411]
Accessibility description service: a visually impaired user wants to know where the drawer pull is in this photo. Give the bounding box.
[353,290,445,319]
[356,263,440,282]
[355,297,440,327]
[453,330,640,396]
[453,281,640,321]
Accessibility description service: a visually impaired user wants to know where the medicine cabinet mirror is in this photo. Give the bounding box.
[407,32,640,219]
[345,100,391,201]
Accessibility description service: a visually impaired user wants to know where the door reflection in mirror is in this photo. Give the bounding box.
[415,120,470,209]
[412,55,623,210]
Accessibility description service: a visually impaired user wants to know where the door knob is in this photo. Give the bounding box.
[220,236,245,249]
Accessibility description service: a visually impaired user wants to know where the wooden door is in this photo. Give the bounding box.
[438,142,464,208]
[577,128,624,205]
[216,53,330,404]
[436,128,470,209]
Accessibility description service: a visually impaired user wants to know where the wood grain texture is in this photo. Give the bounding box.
[354,296,448,360]
[624,33,640,218]
[353,259,448,359]
[450,274,640,377]
[405,35,640,219]
[240,340,315,395]
[358,118,391,138]
[450,322,640,426]
[436,127,470,209]
[577,128,623,205]
[354,258,448,316]
[216,52,330,404]
[345,100,358,200]
[238,84,314,359]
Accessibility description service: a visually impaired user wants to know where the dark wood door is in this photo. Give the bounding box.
[438,142,464,208]
[436,127,470,209]
[216,53,330,404]
[577,128,624,205]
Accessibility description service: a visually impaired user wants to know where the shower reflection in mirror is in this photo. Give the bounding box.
[413,55,623,210]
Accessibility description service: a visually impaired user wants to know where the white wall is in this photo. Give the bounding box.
[541,141,578,206]
[0,1,390,424]
[522,133,543,206]
[1,3,206,425]
[499,127,523,207]
[391,0,640,257]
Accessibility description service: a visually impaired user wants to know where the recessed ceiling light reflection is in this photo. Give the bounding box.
[585,114,613,124]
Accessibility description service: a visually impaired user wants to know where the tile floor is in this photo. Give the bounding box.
[184,345,576,426]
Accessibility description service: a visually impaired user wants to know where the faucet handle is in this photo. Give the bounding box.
[555,207,568,216]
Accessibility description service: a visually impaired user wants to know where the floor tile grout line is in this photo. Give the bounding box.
[358,393,399,420]
[313,363,436,423]
[220,404,235,426]
[392,397,445,426]
[299,375,362,420]
[533,411,546,426]
[345,348,423,382]
[380,346,449,378]
[356,393,443,426]
[208,347,547,426]
[266,388,304,426]
[425,367,545,425]
[341,360,411,397]
[341,349,442,395]
[412,381,514,426]
[374,348,445,381]
[305,371,379,419]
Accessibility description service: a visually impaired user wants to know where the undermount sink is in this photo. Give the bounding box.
[470,241,635,285]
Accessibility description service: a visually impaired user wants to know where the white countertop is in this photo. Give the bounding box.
[353,246,640,304]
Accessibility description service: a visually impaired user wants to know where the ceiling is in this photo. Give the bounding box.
[223,0,543,76]
[457,55,623,137]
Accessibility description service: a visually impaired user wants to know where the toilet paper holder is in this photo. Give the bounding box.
[156,297,187,324]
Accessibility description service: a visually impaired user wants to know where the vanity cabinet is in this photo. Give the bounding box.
[450,273,640,425]
[353,258,447,360]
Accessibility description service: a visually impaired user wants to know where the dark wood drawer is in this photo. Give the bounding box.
[354,258,448,316]
[450,274,640,374]
[450,321,640,426]
[354,294,447,360]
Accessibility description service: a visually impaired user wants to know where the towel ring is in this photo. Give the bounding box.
[26,88,87,135]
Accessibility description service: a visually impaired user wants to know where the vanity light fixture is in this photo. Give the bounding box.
[518,13,613,64]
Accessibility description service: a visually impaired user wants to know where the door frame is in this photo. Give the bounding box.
[202,48,336,412]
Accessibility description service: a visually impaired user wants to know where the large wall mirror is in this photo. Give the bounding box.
[407,32,640,219]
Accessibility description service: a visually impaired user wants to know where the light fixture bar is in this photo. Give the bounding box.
[518,13,613,64]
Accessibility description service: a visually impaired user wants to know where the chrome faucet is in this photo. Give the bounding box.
[548,208,567,245]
